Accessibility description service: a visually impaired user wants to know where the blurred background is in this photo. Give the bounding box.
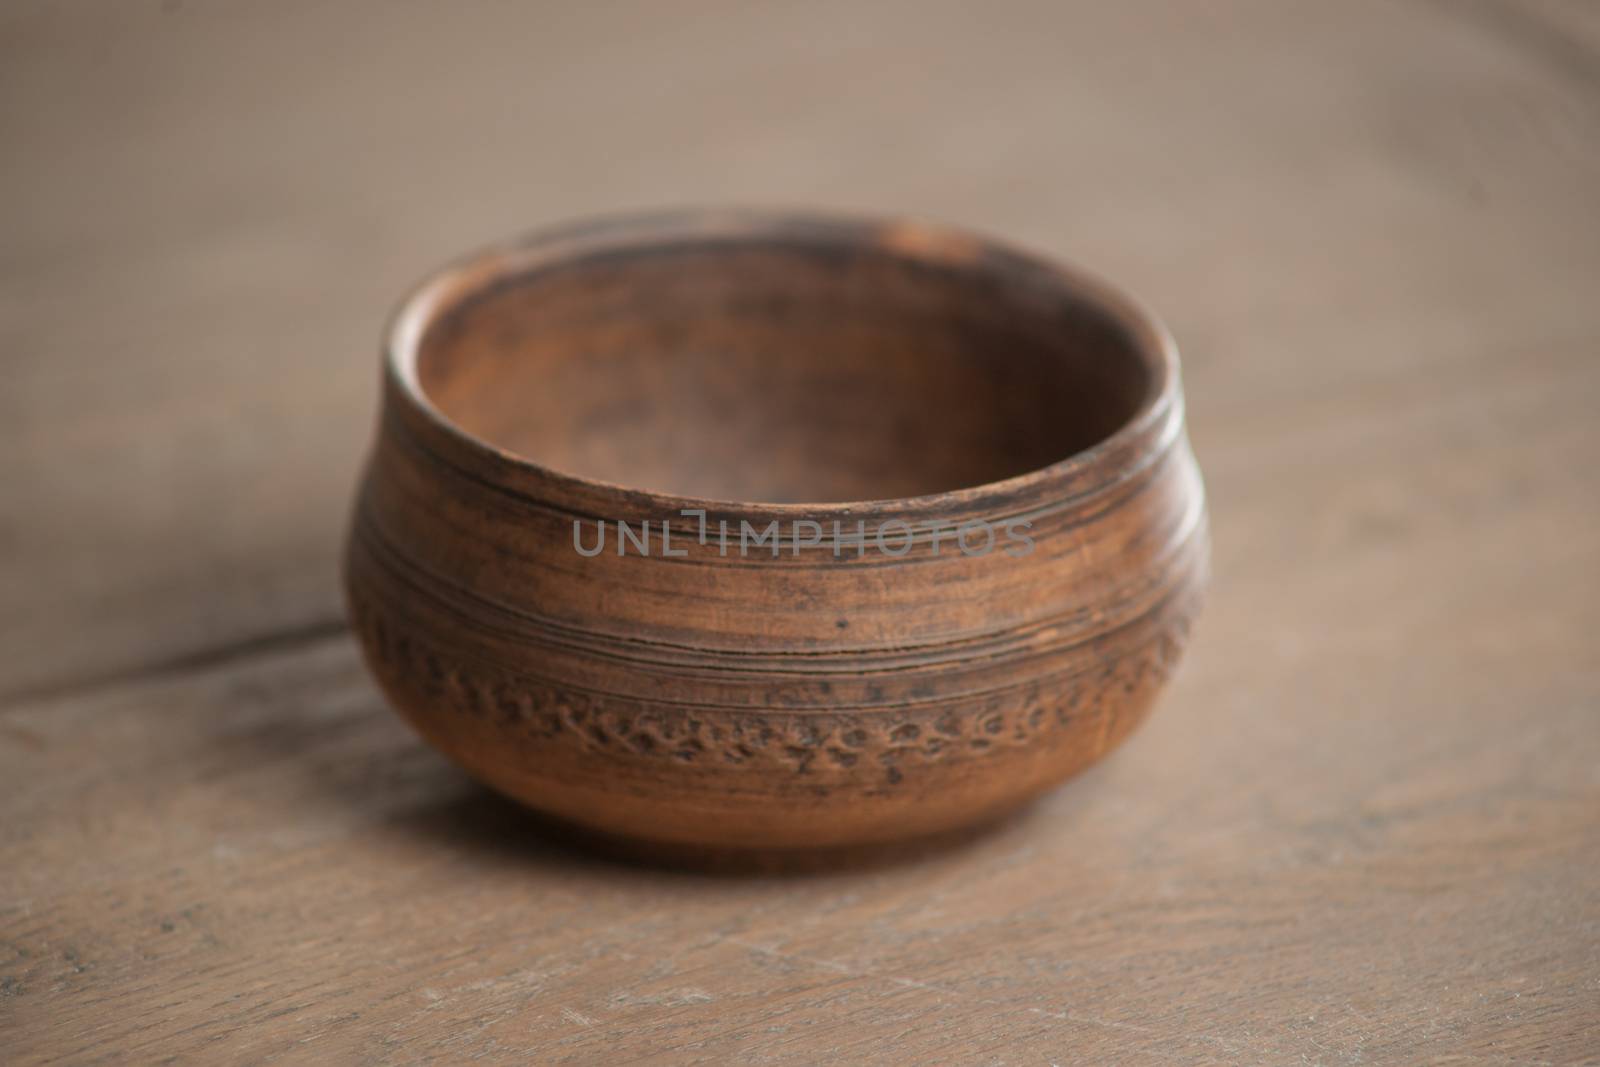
[5,2,1600,1062]
[6,0,1596,702]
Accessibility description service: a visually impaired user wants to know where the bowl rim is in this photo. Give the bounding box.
[381,207,1185,521]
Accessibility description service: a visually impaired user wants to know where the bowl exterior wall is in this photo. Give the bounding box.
[344,390,1208,850]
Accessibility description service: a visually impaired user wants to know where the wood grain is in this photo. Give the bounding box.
[2,0,1597,1061]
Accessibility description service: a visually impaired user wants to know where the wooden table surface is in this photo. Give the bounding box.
[4,2,1597,1062]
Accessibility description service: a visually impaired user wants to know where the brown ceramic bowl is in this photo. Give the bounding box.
[345,209,1207,856]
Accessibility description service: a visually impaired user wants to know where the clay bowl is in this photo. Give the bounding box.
[345,209,1208,858]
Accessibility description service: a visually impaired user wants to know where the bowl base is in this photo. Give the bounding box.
[514,798,1044,876]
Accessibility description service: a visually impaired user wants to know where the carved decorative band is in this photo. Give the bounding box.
[347,571,1201,784]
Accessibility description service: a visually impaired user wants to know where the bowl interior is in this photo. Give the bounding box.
[414,233,1156,503]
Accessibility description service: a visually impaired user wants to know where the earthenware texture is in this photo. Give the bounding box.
[345,210,1209,853]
